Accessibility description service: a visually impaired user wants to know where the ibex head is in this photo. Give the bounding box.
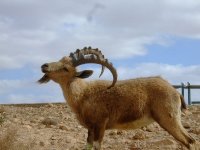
[38,47,117,88]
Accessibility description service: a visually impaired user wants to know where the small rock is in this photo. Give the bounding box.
[13,118,20,123]
[0,107,6,113]
[38,124,46,129]
[21,121,30,125]
[13,114,17,118]
[41,117,58,126]
[38,117,45,121]
[191,127,200,134]
[70,145,79,150]
[77,125,82,129]
[51,135,57,140]
[39,141,45,146]
[153,139,175,146]
[59,125,69,131]
[109,130,117,136]
[146,126,154,132]
[129,143,142,150]
[30,119,37,123]
[117,130,123,135]
[132,132,146,140]
[23,125,32,129]
[50,141,55,145]
[182,109,192,115]
[47,103,54,107]
[141,127,146,131]
[183,122,191,129]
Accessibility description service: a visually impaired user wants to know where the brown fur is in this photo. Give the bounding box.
[39,56,198,150]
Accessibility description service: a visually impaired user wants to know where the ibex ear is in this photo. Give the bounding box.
[76,70,93,79]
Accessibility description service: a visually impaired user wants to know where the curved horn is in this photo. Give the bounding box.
[71,47,105,77]
[69,46,117,88]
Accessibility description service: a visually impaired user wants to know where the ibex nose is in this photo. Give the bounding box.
[41,63,48,68]
[41,63,49,73]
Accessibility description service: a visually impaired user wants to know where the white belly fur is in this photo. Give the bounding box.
[113,115,155,130]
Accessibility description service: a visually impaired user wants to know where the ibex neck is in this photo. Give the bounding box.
[59,79,87,112]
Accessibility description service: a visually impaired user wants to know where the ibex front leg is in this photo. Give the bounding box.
[93,119,108,150]
[85,129,94,150]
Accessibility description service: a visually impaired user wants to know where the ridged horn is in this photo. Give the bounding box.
[69,47,117,88]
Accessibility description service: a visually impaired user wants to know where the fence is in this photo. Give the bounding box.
[173,83,200,105]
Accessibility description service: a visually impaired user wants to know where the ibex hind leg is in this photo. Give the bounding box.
[152,108,196,149]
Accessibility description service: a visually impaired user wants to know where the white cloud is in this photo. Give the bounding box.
[88,63,200,85]
[0,79,25,94]
[129,63,200,84]
[0,0,200,70]
[0,79,64,104]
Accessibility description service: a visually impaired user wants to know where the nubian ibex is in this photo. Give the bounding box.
[39,47,198,150]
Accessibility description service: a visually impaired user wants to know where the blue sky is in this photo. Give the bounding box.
[114,37,200,66]
[146,38,200,65]
[0,0,200,104]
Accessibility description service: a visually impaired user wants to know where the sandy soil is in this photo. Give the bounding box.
[0,103,199,150]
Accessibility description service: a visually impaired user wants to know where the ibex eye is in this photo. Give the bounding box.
[63,68,68,72]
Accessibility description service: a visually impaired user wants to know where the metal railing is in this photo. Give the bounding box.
[173,82,200,105]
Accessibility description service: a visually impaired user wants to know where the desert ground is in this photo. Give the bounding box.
[0,103,199,150]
